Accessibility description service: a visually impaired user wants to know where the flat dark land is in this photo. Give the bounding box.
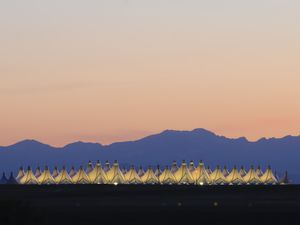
[0,185,299,225]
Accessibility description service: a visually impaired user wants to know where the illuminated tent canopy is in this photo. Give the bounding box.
[72,166,90,184]
[171,161,179,173]
[86,161,94,174]
[103,160,111,173]
[192,161,210,185]
[88,160,108,184]
[125,166,142,184]
[137,166,145,177]
[155,165,162,177]
[159,166,176,185]
[8,160,286,185]
[55,166,73,184]
[210,166,227,185]
[189,160,196,172]
[69,167,77,178]
[20,167,39,185]
[106,160,126,184]
[38,166,55,185]
[222,166,229,177]
[16,167,25,183]
[260,166,278,184]
[174,160,194,184]
[243,166,261,185]
[35,166,42,179]
[256,166,264,177]
[226,166,244,185]
[52,167,60,179]
[239,166,247,177]
[141,166,159,184]
[206,166,212,175]
[121,166,127,175]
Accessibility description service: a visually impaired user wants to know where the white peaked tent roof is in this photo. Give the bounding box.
[72,166,90,184]
[243,166,261,184]
[88,161,108,184]
[239,166,247,177]
[38,166,55,185]
[192,161,210,185]
[279,171,290,184]
[274,171,280,181]
[206,166,212,175]
[125,166,142,184]
[16,167,25,183]
[121,166,127,175]
[103,161,111,173]
[159,166,176,184]
[174,161,194,184]
[7,172,18,184]
[189,160,196,172]
[35,167,42,178]
[55,167,73,184]
[137,166,145,177]
[222,166,229,177]
[13,161,283,185]
[52,167,60,178]
[260,166,278,184]
[226,166,244,185]
[155,166,162,177]
[141,167,159,184]
[0,173,8,184]
[106,161,126,184]
[69,167,77,178]
[20,167,39,185]
[86,161,94,174]
[210,166,227,184]
[256,166,264,177]
[171,161,178,173]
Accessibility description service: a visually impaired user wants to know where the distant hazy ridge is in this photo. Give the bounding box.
[1,128,300,182]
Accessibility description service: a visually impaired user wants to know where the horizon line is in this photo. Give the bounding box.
[1,128,299,149]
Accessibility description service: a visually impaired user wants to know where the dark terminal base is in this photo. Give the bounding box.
[0,185,299,225]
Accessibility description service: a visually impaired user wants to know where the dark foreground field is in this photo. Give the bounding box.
[0,185,299,225]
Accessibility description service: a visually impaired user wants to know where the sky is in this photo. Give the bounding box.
[1,0,300,146]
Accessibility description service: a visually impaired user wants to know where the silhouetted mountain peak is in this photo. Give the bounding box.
[134,128,220,146]
[257,137,268,142]
[159,128,216,137]
[10,139,52,149]
[282,135,300,141]
[191,128,217,136]
[63,141,103,150]
[257,135,300,143]
[1,128,300,183]
[235,137,248,142]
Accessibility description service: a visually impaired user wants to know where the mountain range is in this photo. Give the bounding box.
[1,128,300,182]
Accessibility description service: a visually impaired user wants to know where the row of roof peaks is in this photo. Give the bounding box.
[1,160,289,185]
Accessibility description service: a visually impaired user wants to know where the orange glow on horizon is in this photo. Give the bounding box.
[1,1,300,147]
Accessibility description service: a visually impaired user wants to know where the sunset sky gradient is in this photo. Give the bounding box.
[1,1,300,146]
